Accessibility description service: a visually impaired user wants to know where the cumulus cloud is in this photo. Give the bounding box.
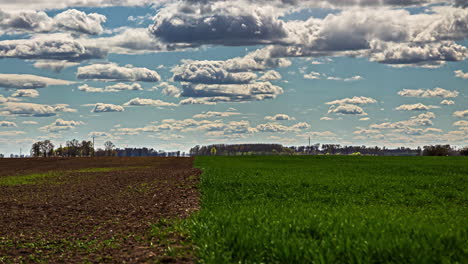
[0,35,107,62]
[441,100,455,105]
[325,96,377,105]
[326,75,363,81]
[320,116,334,120]
[150,3,288,46]
[40,118,84,133]
[179,97,229,105]
[454,70,468,79]
[0,121,17,127]
[397,87,459,98]
[304,72,322,80]
[92,103,124,113]
[0,74,73,89]
[359,117,370,121]
[172,60,257,84]
[1,102,76,117]
[453,110,468,118]
[259,70,282,81]
[11,89,39,98]
[395,103,440,111]
[370,112,436,129]
[193,111,240,119]
[180,81,283,102]
[257,122,310,132]
[105,83,143,91]
[265,114,295,121]
[327,104,367,115]
[453,120,468,127]
[156,82,181,97]
[0,130,25,136]
[77,63,161,82]
[22,121,38,125]
[123,98,178,107]
[53,9,106,35]
[32,60,80,73]
[0,9,106,35]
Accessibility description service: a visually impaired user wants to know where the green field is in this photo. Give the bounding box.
[189,156,468,263]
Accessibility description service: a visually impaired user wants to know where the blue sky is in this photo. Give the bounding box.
[0,0,467,154]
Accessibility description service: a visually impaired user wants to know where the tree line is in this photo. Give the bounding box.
[190,144,468,156]
[26,139,184,158]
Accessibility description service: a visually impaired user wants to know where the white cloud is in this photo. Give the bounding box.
[181,82,283,102]
[0,34,107,62]
[157,82,181,97]
[395,103,440,111]
[265,114,295,121]
[0,130,25,136]
[320,117,334,121]
[304,72,322,79]
[454,70,468,79]
[193,111,240,119]
[54,9,106,35]
[92,103,124,113]
[256,122,310,132]
[105,83,143,91]
[1,102,76,117]
[0,9,106,35]
[326,75,363,81]
[441,100,455,105]
[40,118,84,132]
[325,96,377,105]
[33,60,79,73]
[22,121,38,125]
[0,121,17,127]
[453,120,468,127]
[78,84,105,93]
[11,89,39,98]
[0,74,73,89]
[453,110,468,118]
[397,87,459,98]
[172,60,258,84]
[77,63,161,82]
[259,70,282,81]
[328,104,367,115]
[359,117,370,121]
[123,98,178,107]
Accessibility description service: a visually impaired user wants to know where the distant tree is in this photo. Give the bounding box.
[0,154,4,158]
[67,139,81,157]
[104,141,115,156]
[81,140,93,157]
[422,145,452,156]
[459,147,468,156]
[39,140,54,157]
[31,142,42,157]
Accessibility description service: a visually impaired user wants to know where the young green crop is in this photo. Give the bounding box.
[189,156,468,264]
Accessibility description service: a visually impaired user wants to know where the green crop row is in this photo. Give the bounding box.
[188,156,468,263]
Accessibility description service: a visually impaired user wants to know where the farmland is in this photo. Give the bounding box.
[0,157,200,263]
[189,156,468,263]
[1,156,467,263]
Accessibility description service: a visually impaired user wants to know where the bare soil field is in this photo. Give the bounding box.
[0,157,201,263]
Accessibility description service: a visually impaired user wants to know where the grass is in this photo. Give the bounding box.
[0,166,150,186]
[189,156,468,264]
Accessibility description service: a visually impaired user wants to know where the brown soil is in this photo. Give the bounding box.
[0,157,201,263]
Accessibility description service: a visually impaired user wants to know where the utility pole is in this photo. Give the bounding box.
[92,136,95,157]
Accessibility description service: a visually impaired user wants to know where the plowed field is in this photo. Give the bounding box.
[0,157,200,263]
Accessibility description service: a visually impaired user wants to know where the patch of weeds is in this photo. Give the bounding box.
[148,218,194,263]
[0,172,61,186]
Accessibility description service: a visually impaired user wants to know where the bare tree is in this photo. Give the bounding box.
[67,139,81,157]
[104,141,115,156]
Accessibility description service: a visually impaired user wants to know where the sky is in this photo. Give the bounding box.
[0,0,467,155]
